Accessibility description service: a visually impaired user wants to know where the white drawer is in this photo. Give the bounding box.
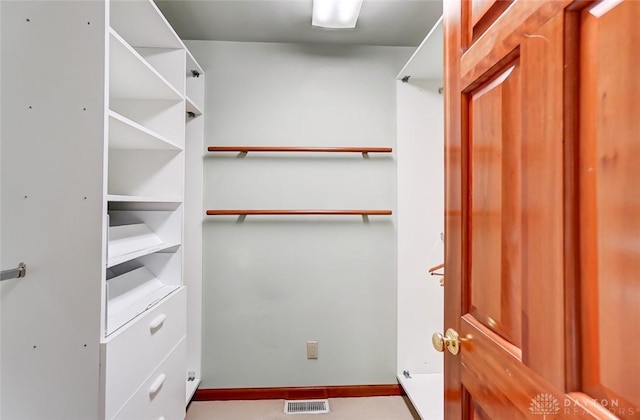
[103,288,186,419]
[112,339,187,420]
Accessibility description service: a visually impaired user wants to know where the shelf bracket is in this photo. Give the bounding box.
[1,262,27,281]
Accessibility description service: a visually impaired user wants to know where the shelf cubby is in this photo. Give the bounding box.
[108,149,184,198]
[109,29,182,101]
[110,0,184,50]
[135,47,185,97]
[110,99,185,146]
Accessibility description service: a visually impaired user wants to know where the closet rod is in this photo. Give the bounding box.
[206,209,392,216]
[207,146,392,153]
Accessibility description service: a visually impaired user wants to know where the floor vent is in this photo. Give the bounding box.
[284,399,330,415]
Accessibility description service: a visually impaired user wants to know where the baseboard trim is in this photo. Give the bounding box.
[193,384,405,401]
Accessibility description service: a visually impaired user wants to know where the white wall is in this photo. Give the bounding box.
[186,40,413,388]
[396,79,444,375]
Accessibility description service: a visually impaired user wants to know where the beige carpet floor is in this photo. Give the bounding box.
[186,396,420,420]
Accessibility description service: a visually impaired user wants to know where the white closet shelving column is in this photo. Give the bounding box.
[105,0,186,337]
[1,1,200,418]
[184,49,205,403]
[103,1,189,419]
[396,16,445,420]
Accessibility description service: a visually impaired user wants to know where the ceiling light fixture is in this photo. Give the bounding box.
[312,0,364,29]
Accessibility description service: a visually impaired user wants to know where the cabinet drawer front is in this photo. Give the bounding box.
[104,288,186,419]
[112,339,187,420]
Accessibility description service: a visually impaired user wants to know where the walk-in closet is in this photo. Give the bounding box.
[0,1,445,419]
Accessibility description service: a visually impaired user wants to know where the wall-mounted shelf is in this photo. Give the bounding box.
[206,209,392,216]
[207,146,392,154]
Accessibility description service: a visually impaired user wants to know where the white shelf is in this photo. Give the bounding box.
[106,266,180,335]
[186,378,201,404]
[107,195,182,211]
[397,373,443,420]
[109,110,182,151]
[186,97,203,118]
[107,223,180,268]
[109,28,183,101]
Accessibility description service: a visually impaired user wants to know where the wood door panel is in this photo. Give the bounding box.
[460,316,566,419]
[469,62,522,348]
[446,1,579,418]
[580,0,640,416]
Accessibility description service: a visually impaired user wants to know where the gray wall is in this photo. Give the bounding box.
[187,40,413,388]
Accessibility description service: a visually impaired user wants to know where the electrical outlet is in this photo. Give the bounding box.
[307,341,318,359]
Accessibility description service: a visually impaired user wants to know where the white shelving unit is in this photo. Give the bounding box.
[1,1,204,418]
[105,0,185,343]
[396,17,445,420]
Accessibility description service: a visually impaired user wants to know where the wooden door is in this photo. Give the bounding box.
[443,0,640,418]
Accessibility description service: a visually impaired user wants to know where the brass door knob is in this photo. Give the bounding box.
[432,328,460,355]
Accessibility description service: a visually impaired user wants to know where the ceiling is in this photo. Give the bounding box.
[155,0,443,47]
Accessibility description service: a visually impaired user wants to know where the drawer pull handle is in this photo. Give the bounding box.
[149,373,166,396]
[149,314,167,332]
